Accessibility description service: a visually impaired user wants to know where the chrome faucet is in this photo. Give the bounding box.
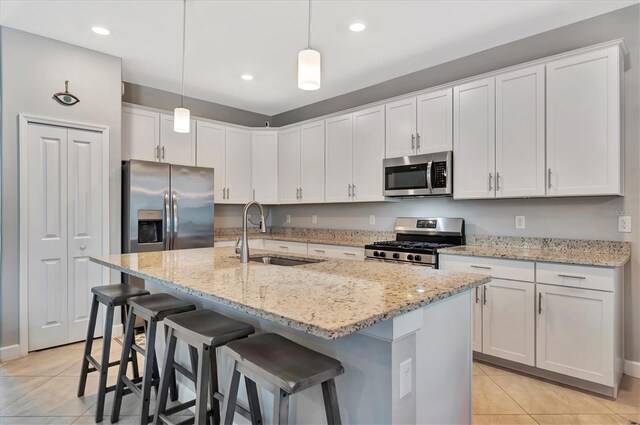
[237,201,267,263]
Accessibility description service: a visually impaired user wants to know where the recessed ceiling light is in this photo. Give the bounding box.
[91,26,110,36]
[241,74,254,81]
[349,22,366,32]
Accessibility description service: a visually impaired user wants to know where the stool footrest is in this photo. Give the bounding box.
[172,362,196,382]
[164,399,195,416]
[131,344,146,356]
[214,391,252,421]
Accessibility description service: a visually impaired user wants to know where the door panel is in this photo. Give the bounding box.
[225,127,252,203]
[159,114,196,166]
[385,97,416,158]
[353,105,385,202]
[300,121,325,203]
[28,124,69,350]
[251,131,278,204]
[416,88,453,154]
[325,114,353,203]
[196,121,226,203]
[473,286,483,352]
[66,129,104,342]
[278,127,301,204]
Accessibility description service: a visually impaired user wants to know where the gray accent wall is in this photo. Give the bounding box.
[122,82,270,128]
[0,27,123,348]
[269,5,640,363]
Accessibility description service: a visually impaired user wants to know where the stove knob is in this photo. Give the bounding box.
[415,255,422,262]
[373,251,379,257]
[407,254,414,261]
[392,253,400,259]
[379,252,387,258]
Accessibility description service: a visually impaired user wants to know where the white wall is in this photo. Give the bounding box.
[0,27,122,348]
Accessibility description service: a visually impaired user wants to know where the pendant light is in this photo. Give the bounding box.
[298,0,321,91]
[174,0,190,133]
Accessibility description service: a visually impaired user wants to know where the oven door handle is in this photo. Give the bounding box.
[426,161,433,193]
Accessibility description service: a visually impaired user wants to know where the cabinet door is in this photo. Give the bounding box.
[300,121,325,203]
[225,127,252,204]
[278,127,301,204]
[472,286,483,352]
[122,107,159,162]
[251,131,278,204]
[159,114,196,166]
[495,65,546,198]
[482,279,535,366]
[453,77,496,199]
[325,113,353,203]
[196,121,226,203]
[536,284,614,385]
[416,88,453,154]
[353,105,386,202]
[546,46,622,196]
[385,97,416,158]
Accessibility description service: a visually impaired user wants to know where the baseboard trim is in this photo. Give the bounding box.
[0,344,21,362]
[624,359,640,378]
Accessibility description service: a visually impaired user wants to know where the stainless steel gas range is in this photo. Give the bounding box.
[365,217,465,268]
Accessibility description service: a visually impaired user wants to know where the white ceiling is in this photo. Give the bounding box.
[1,0,636,115]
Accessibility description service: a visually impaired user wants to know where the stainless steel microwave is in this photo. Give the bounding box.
[383,151,452,197]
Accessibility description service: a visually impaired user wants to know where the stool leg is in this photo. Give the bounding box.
[111,307,137,423]
[272,389,289,425]
[321,379,342,425]
[209,347,221,425]
[77,294,99,397]
[195,344,211,425]
[154,327,177,425]
[94,303,115,423]
[244,377,262,425]
[165,329,178,402]
[221,361,241,425]
[126,305,141,380]
[140,319,158,424]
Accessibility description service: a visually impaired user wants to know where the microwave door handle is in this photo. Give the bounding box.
[426,161,433,193]
[164,192,171,250]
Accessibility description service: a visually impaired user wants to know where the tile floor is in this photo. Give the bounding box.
[0,339,638,424]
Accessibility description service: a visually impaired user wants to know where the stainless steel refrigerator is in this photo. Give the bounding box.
[122,160,215,289]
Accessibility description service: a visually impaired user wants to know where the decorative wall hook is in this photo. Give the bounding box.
[53,80,80,106]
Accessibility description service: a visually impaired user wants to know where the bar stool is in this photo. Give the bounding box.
[221,333,344,425]
[111,293,196,424]
[77,284,150,423]
[154,309,255,425]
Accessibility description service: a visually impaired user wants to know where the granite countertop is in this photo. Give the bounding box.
[91,247,489,340]
[439,236,631,267]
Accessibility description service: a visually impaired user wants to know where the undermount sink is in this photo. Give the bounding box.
[249,255,325,267]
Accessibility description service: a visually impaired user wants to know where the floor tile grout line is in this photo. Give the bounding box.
[0,375,56,415]
[484,370,532,416]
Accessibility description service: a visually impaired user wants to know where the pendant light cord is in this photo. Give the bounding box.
[307,0,312,48]
[180,0,187,108]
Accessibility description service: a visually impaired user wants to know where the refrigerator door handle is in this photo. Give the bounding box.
[164,192,171,250]
[172,193,178,250]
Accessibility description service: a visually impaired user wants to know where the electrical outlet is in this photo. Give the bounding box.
[369,215,376,226]
[618,216,632,233]
[312,215,318,224]
[286,214,291,224]
[399,358,412,399]
[515,216,526,229]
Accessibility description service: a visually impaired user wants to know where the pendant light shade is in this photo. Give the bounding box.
[298,48,321,91]
[173,107,190,133]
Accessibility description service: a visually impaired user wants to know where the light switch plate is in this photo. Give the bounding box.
[618,216,632,233]
[286,214,291,224]
[369,215,375,226]
[399,358,412,399]
[515,216,526,229]
[312,215,318,224]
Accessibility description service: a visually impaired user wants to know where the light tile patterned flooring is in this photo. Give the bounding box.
[0,339,638,424]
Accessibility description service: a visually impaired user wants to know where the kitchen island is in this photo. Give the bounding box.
[92,247,489,424]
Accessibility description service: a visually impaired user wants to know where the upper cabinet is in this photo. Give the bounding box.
[278,127,302,204]
[159,114,196,166]
[300,121,326,203]
[325,113,354,203]
[251,131,278,204]
[224,127,252,204]
[385,97,416,158]
[196,121,226,202]
[546,45,623,197]
[122,107,160,162]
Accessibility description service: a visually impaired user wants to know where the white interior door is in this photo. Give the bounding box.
[159,114,196,166]
[353,105,386,202]
[385,97,416,158]
[325,113,353,203]
[300,121,325,203]
[225,127,252,204]
[66,129,104,342]
[28,124,69,351]
[196,121,226,203]
[278,127,301,204]
[251,131,278,204]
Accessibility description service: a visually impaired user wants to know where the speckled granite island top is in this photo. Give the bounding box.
[91,247,489,340]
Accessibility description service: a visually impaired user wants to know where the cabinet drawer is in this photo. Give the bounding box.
[439,255,534,282]
[214,240,236,248]
[263,239,308,255]
[536,263,616,292]
[308,243,364,260]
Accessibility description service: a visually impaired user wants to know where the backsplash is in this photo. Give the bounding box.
[464,235,630,254]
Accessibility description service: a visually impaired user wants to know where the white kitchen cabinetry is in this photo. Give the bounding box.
[263,239,308,255]
[472,287,483,352]
[546,46,623,197]
[416,88,453,154]
[251,131,278,204]
[385,97,416,158]
[122,107,160,162]
[495,65,546,198]
[308,243,364,260]
[278,127,301,204]
[453,77,496,199]
[159,114,196,166]
[196,121,226,202]
[225,127,252,204]
[325,106,386,203]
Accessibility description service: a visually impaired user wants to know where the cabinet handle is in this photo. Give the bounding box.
[496,172,501,191]
[222,188,226,200]
[348,184,352,197]
[557,274,586,280]
[314,249,326,253]
[548,168,552,189]
[343,252,356,256]
[483,285,487,305]
[279,245,289,249]
[161,146,165,160]
[411,134,415,150]
[352,184,356,197]
[475,287,480,303]
[300,187,303,199]
[156,145,160,160]
[416,132,421,150]
[226,188,230,200]
[488,173,493,191]
[538,292,542,314]
[470,265,491,270]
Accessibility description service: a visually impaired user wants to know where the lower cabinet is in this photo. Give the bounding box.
[263,240,308,255]
[308,243,364,260]
[472,287,483,352]
[536,283,614,386]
